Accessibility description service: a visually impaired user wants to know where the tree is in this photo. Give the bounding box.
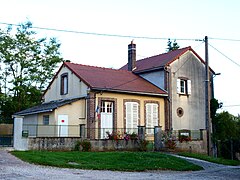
[210,98,223,119]
[212,111,240,159]
[166,38,180,52]
[0,21,63,121]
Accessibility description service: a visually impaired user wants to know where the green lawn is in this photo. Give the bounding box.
[11,151,203,171]
[178,152,240,166]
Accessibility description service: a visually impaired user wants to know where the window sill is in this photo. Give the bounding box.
[178,93,190,97]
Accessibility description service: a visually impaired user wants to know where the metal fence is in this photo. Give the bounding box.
[0,124,13,147]
[22,124,204,141]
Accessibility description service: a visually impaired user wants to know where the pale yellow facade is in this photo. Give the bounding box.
[95,92,165,129]
[36,99,87,137]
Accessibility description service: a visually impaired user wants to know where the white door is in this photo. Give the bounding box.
[100,101,113,139]
[58,115,68,137]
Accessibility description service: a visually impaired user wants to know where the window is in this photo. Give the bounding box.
[100,101,113,113]
[60,73,68,95]
[177,107,184,117]
[43,115,49,125]
[125,102,139,133]
[177,79,191,95]
[146,103,159,134]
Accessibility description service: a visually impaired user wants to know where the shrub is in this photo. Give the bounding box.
[179,135,192,143]
[130,132,138,140]
[74,140,91,152]
[80,140,91,152]
[162,131,177,150]
[138,140,149,151]
[74,141,81,151]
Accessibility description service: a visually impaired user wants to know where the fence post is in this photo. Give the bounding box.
[59,125,61,137]
[80,124,85,138]
[36,124,38,137]
[138,126,145,141]
[154,126,163,151]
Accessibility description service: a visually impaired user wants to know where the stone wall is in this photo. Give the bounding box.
[176,140,207,154]
[27,137,139,151]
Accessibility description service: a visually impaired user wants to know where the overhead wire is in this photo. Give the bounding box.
[222,105,240,107]
[0,22,202,41]
[208,43,240,68]
[209,37,240,42]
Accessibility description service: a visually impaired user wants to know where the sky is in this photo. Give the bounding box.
[0,0,240,115]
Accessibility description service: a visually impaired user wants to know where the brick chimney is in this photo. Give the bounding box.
[128,40,136,71]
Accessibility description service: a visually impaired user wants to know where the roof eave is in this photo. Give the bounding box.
[13,109,53,117]
[134,66,164,74]
[91,88,168,97]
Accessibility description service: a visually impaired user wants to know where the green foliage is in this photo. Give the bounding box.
[166,38,180,52]
[12,151,203,171]
[162,131,177,149]
[210,98,222,119]
[212,111,240,159]
[74,141,81,151]
[179,135,191,143]
[213,111,239,141]
[0,21,63,119]
[106,131,139,142]
[80,140,91,152]
[74,140,91,152]
[178,152,240,166]
[138,140,149,151]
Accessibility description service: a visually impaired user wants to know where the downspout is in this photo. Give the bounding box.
[164,65,172,131]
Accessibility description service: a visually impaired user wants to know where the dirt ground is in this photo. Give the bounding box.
[0,149,239,180]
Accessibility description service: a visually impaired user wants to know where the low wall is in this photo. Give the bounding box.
[27,137,140,151]
[176,140,207,154]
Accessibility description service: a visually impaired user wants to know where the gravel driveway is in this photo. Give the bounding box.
[0,149,239,180]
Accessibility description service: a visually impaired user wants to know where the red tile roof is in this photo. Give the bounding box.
[120,46,203,72]
[64,62,167,96]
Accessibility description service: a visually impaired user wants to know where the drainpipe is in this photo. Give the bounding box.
[164,65,172,131]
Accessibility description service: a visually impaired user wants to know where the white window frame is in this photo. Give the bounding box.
[125,102,139,133]
[146,103,159,134]
[177,78,191,95]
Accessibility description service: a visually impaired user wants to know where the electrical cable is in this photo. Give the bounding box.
[0,22,202,41]
[208,43,240,68]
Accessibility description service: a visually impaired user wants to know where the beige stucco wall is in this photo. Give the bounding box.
[36,99,87,137]
[95,92,165,130]
[170,51,207,130]
[43,65,88,102]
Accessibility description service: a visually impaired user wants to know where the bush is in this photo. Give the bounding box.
[162,131,177,150]
[74,141,81,151]
[74,140,91,152]
[138,140,149,151]
[179,135,191,143]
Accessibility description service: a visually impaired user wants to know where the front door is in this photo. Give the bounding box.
[58,115,68,137]
[100,101,113,139]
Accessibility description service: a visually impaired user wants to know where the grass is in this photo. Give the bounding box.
[178,152,240,166]
[11,151,203,171]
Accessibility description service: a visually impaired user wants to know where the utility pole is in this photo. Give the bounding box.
[205,36,212,156]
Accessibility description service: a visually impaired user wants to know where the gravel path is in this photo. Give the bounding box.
[0,149,239,180]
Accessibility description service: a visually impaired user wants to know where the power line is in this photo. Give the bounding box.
[222,105,240,107]
[0,22,202,41]
[209,37,240,42]
[2,22,240,42]
[208,43,240,68]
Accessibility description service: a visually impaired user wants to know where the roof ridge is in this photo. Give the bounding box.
[137,46,191,62]
[65,61,131,73]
